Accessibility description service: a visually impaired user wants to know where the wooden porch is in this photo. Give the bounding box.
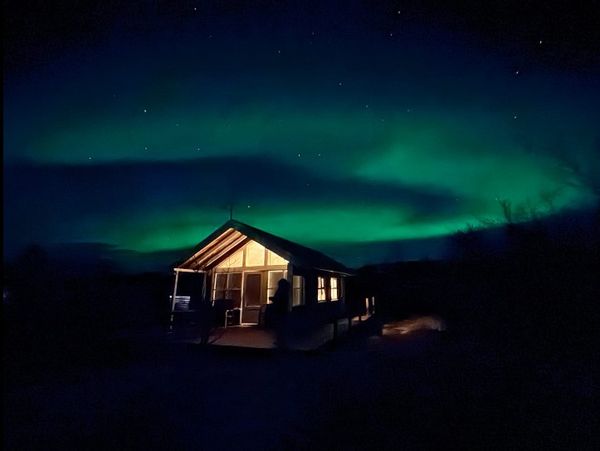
[168,313,374,351]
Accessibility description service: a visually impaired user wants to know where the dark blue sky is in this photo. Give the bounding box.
[4,0,600,270]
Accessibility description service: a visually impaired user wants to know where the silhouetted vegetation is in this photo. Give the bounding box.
[3,246,172,384]
[358,206,600,361]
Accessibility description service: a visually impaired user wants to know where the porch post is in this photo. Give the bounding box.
[287,263,293,312]
[169,269,180,331]
[201,271,207,302]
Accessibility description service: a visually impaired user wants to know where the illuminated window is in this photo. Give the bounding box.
[317,276,327,302]
[330,277,339,301]
[267,270,287,303]
[292,275,304,306]
[213,272,242,307]
[245,240,266,266]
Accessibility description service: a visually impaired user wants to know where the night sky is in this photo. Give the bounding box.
[4,0,600,269]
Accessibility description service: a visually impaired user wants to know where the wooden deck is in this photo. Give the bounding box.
[210,326,277,349]
[169,314,373,351]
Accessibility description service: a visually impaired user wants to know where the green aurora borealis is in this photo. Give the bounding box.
[4,1,599,268]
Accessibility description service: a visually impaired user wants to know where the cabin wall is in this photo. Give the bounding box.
[290,268,347,307]
[292,268,316,306]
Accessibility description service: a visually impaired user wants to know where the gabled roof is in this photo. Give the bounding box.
[176,220,353,275]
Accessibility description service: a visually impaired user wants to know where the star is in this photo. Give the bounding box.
[144,146,148,151]
[513,114,518,119]
[514,70,519,75]
[338,81,343,86]
[88,156,93,160]
[539,40,543,45]
[297,153,302,157]
[143,108,147,113]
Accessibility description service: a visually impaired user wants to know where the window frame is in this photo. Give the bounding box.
[267,270,287,304]
[212,272,242,302]
[330,277,339,301]
[317,276,327,302]
[292,275,305,306]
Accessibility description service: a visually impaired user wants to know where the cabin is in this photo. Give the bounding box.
[170,220,370,348]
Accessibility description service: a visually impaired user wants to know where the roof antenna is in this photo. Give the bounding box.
[229,204,234,220]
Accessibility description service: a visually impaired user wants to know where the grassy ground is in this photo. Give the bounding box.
[4,317,598,450]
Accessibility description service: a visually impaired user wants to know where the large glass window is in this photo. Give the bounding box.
[330,277,339,301]
[292,275,304,306]
[215,273,227,295]
[267,270,287,303]
[213,272,242,306]
[317,276,327,302]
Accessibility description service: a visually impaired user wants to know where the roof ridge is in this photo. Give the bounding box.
[228,220,336,256]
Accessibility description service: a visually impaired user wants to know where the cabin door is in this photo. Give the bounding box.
[242,272,262,324]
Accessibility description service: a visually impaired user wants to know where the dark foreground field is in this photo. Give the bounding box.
[4,317,597,451]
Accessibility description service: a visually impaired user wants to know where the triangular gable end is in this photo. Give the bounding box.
[176,220,352,275]
[176,228,288,271]
[216,240,288,269]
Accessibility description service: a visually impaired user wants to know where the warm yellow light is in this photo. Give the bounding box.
[215,239,288,269]
[330,277,339,301]
[317,276,326,301]
[382,316,446,336]
[267,249,287,265]
[216,248,244,268]
[245,240,266,266]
